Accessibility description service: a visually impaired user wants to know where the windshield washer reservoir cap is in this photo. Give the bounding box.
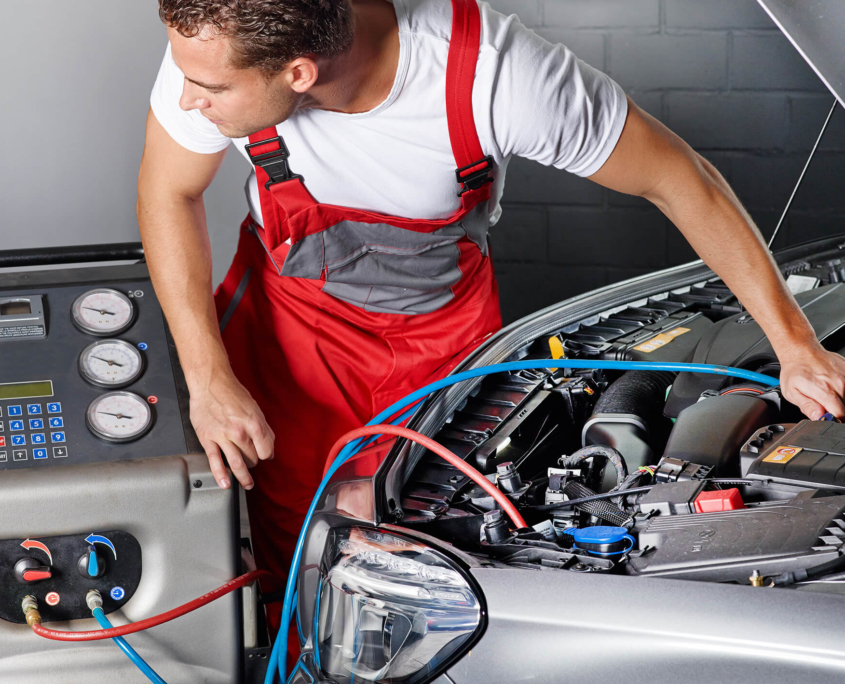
[569,526,629,545]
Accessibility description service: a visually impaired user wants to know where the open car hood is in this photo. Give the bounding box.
[758,0,845,108]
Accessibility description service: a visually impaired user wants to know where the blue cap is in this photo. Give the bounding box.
[570,526,629,546]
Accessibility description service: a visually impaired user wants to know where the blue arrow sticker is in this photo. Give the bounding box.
[85,534,117,560]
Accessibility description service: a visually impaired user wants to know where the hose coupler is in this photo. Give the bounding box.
[86,589,104,611]
[21,595,42,628]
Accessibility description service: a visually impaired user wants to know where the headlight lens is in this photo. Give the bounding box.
[317,527,482,683]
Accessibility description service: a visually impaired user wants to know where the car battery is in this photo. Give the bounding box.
[741,420,845,490]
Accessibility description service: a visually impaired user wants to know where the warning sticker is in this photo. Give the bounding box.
[634,327,691,354]
[763,446,803,464]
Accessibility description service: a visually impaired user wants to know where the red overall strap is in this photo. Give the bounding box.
[446,0,493,192]
[247,126,288,244]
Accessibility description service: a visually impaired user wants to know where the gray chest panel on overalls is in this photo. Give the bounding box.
[281,202,490,315]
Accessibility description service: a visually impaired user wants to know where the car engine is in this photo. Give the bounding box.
[396,245,845,590]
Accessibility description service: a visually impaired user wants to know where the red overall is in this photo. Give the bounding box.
[213,0,501,625]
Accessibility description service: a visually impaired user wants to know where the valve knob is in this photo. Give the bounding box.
[77,545,105,579]
[15,557,52,583]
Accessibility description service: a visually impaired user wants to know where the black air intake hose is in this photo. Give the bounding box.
[593,371,675,426]
[564,480,633,528]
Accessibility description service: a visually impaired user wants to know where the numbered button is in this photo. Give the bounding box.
[12,450,27,461]
[52,446,68,458]
[8,406,22,417]
[33,448,47,460]
[0,437,4,448]
[31,433,45,445]
[9,420,23,432]
[51,432,66,444]
[27,404,41,416]
[11,435,26,447]
[48,417,63,429]
[29,419,43,430]
[0,421,4,432]
[47,403,61,414]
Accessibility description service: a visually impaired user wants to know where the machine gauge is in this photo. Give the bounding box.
[79,340,145,388]
[72,288,135,336]
[86,391,153,443]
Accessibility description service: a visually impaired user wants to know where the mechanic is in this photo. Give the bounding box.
[137,0,845,611]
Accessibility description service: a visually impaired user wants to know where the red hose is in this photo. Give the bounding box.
[328,424,528,529]
[30,569,273,641]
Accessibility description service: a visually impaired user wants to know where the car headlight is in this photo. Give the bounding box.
[316,527,483,683]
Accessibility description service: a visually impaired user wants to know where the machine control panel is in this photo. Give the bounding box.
[0,530,141,624]
[0,267,196,469]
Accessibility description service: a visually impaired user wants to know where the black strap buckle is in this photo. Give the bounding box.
[245,136,302,189]
[455,155,494,196]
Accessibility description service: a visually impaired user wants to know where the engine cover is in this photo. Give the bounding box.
[627,494,845,583]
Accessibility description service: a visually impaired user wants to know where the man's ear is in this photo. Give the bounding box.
[285,57,319,94]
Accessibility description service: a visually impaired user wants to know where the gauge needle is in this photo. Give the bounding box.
[83,306,116,316]
[92,356,124,367]
[97,412,134,420]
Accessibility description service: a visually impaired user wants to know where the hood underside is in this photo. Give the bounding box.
[758,0,845,108]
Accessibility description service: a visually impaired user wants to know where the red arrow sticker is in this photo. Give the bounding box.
[21,539,53,565]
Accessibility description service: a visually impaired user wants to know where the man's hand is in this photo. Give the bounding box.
[189,368,275,490]
[779,342,845,420]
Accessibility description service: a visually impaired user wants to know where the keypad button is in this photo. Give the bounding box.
[8,406,22,417]
[0,437,4,448]
[52,446,68,458]
[31,433,45,445]
[11,435,26,446]
[29,419,43,430]
[27,404,41,416]
[47,403,61,414]
[0,451,6,462]
[0,407,3,417]
[9,420,23,432]
[0,421,4,432]
[12,449,27,461]
[33,448,47,460]
[48,417,63,429]
[51,432,66,444]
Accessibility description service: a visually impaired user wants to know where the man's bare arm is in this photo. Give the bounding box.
[589,97,845,419]
[137,109,273,489]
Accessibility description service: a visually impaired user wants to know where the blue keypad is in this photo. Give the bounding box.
[51,432,66,444]
[10,420,24,432]
[8,406,22,417]
[47,402,62,414]
[31,433,45,445]
[29,418,43,430]
[33,448,47,460]
[11,435,26,446]
[27,404,42,415]
[48,417,63,429]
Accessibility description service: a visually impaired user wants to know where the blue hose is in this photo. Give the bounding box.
[92,607,168,684]
[268,359,779,683]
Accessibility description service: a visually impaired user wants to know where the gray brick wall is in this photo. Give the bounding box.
[489,0,843,324]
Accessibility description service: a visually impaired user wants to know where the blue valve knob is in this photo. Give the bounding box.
[77,545,105,579]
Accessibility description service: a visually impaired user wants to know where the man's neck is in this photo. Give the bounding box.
[300,0,400,115]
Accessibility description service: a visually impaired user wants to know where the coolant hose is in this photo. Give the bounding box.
[267,360,780,684]
[562,445,628,487]
[92,607,168,684]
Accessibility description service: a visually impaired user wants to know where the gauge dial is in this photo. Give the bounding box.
[72,289,135,336]
[86,391,153,443]
[79,340,144,388]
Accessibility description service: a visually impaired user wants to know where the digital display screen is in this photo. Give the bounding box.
[0,381,53,400]
[0,301,31,316]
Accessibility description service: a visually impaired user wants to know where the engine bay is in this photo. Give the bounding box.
[397,244,845,590]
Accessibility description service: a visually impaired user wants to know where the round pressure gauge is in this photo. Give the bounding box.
[79,340,145,388]
[71,289,135,336]
[86,391,153,443]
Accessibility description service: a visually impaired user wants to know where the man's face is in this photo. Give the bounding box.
[167,26,301,139]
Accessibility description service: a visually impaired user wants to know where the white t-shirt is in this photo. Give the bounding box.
[150,0,627,228]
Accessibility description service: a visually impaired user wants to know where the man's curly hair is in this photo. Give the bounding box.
[159,0,355,73]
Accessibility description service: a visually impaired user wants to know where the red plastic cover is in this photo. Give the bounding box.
[694,488,745,513]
